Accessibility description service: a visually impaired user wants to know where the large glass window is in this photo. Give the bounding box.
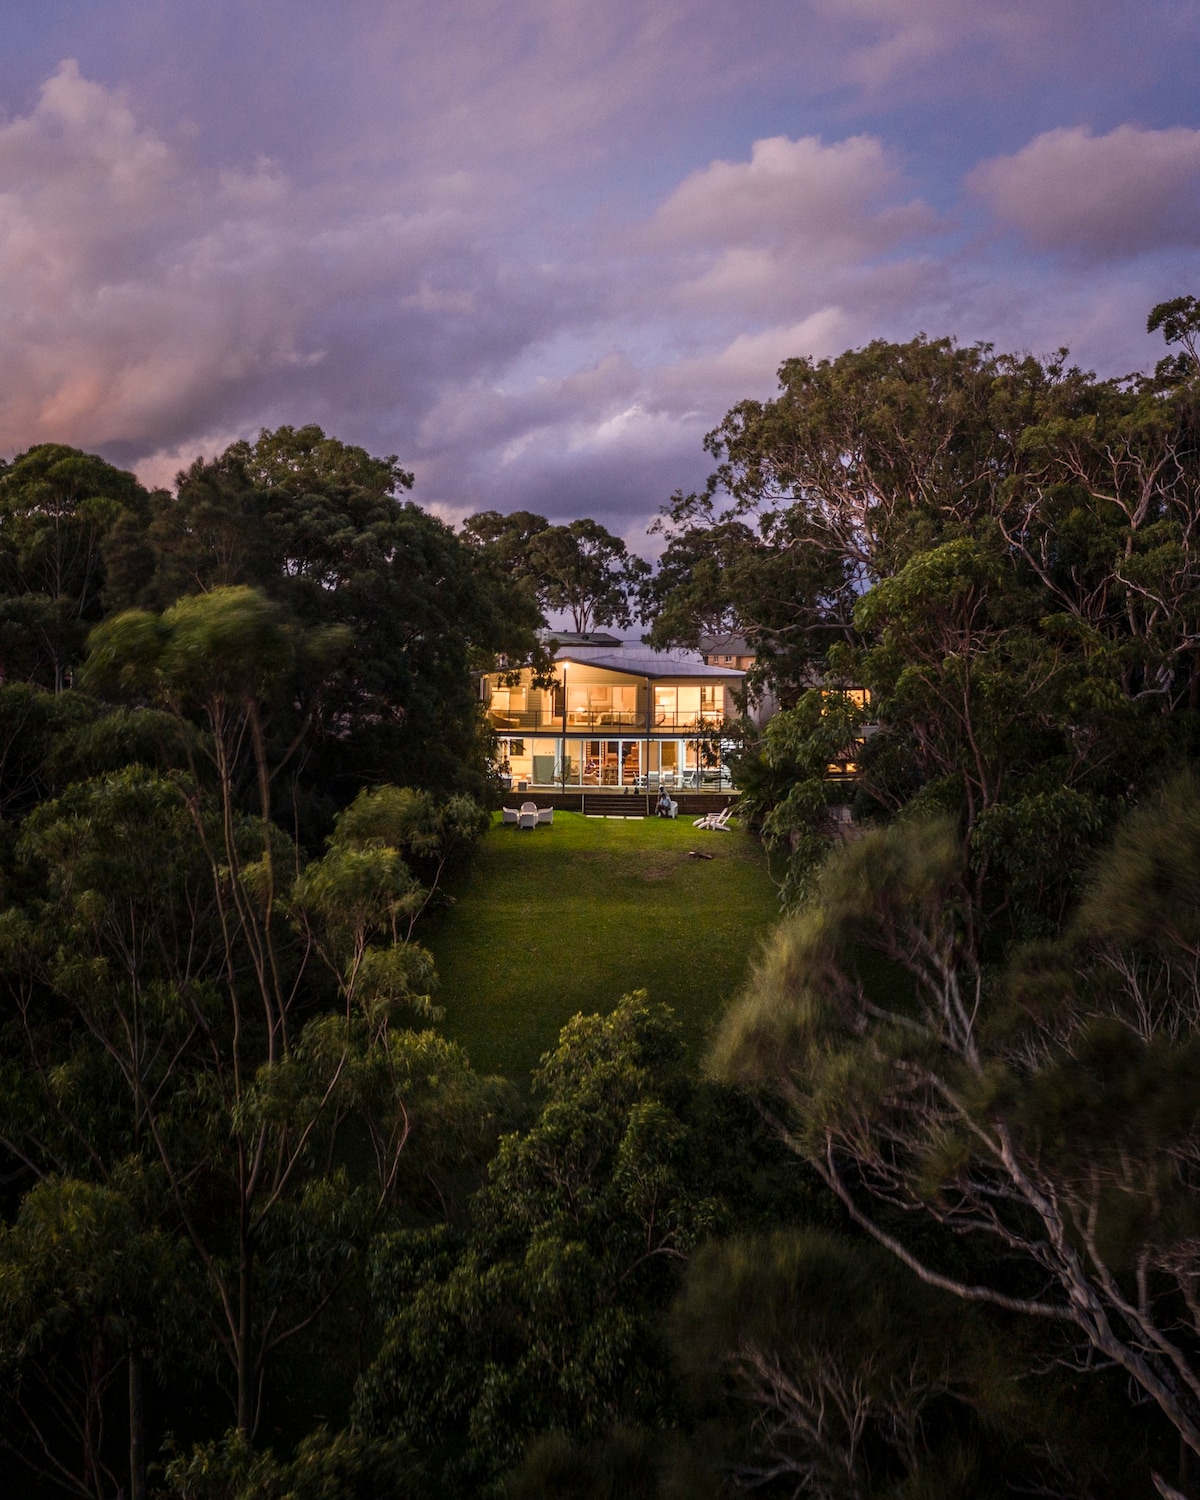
[500,737,532,786]
[566,685,590,724]
[677,685,701,725]
[566,683,640,727]
[659,741,678,785]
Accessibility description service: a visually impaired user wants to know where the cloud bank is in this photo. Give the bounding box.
[1,2,1199,542]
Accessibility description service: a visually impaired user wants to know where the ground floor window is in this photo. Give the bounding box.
[498,736,559,788]
[500,736,737,789]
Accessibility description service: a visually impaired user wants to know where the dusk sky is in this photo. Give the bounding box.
[5,1,1200,547]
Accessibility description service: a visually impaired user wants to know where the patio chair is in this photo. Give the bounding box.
[518,810,537,830]
[502,808,518,825]
[537,808,553,825]
[694,806,734,831]
[520,801,537,815]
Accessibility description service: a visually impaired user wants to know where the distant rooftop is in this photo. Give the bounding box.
[698,631,755,657]
[536,629,622,648]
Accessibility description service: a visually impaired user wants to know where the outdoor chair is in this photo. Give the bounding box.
[518,810,537,830]
[694,806,734,831]
[537,808,553,825]
[502,808,518,825]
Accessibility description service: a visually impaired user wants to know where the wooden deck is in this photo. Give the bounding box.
[498,789,738,817]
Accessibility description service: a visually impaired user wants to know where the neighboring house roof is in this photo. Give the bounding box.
[698,631,755,657]
[555,646,744,680]
[537,629,623,647]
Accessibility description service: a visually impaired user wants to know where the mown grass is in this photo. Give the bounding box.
[423,810,782,1082]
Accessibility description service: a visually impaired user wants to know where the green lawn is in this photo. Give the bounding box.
[424,810,782,1081]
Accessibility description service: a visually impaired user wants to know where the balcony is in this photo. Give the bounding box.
[487,707,726,733]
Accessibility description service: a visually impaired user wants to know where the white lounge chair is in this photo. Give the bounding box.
[694,806,734,831]
[518,810,537,830]
[537,807,553,825]
[502,807,518,825]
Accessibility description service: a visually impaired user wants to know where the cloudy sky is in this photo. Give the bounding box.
[4,1,1200,546]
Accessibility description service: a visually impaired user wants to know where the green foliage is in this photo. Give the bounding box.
[357,995,726,1495]
[506,1428,697,1500]
[0,682,101,817]
[0,1174,186,1497]
[463,510,650,637]
[652,323,1200,937]
[0,443,153,689]
[734,687,868,906]
[159,1426,421,1500]
[710,784,1200,1469]
[673,1231,1034,1499]
[83,584,300,709]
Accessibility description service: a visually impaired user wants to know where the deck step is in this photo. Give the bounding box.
[581,791,650,817]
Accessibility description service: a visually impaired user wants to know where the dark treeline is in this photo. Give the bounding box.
[2,299,1200,1498]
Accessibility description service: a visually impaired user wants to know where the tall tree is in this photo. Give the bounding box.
[0,588,502,1443]
[527,519,650,634]
[0,445,153,690]
[710,774,1200,1488]
[134,426,540,802]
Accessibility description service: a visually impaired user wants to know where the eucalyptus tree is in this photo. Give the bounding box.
[0,586,501,1461]
[0,444,153,690]
[710,773,1200,1487]
[138,426,541,799]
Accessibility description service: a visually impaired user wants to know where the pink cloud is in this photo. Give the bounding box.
[969,124,1200,260]
[652,134,928,252]
[644,134,935,315]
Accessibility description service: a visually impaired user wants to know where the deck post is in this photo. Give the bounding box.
[645,674,652,804]
[561,661,568,794]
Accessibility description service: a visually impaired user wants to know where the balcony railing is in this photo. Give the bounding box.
[488,708,726,732]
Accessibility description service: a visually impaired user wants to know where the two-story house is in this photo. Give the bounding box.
[482,633,744,791]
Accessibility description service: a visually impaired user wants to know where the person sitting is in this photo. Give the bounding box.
[656,789,676,818]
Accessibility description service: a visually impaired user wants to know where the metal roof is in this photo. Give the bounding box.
[555,646,744,680]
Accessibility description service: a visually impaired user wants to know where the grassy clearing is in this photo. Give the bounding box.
[423,810,782,1082]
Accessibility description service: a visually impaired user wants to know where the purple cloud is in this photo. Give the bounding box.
[1,3,1199,545]
[970,124,1200,260]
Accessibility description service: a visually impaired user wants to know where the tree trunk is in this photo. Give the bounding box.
[128,1342,146,1500]
[237,1243,255,1437]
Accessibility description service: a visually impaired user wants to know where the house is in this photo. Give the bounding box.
[698,631,777,727]
[482,636,744,791]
